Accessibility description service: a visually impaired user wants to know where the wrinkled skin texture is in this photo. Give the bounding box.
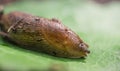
[0,11,90,58]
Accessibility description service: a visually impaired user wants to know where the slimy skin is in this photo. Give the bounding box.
[0,10,90,58]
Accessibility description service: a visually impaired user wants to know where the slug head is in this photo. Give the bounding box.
[43,20,90,58]
[64,30,90,58]
[78,42,90,56]
[66,41,90,58]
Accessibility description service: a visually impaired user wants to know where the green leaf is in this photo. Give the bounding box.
[0,0,120,71]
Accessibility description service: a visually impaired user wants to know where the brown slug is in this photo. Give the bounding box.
[0,7,90,58]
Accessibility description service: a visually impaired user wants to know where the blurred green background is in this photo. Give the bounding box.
[0,0,120,71]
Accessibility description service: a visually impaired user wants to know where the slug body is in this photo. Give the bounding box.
[0,11,90,58]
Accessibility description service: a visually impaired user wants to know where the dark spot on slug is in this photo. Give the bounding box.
[79,43,84,47]
[52,51,57,55]
[12,29,17,34]
[65,28,68,31]
[51,18,60,23]
[55,40,59,43]
[35,18,40,21]
[36,38,43,42]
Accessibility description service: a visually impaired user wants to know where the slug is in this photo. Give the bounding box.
[0,8,90,58]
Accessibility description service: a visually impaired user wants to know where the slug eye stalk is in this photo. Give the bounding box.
[79,43,90,53]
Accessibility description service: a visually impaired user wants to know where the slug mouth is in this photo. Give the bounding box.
[83,46,90,57]
[68,49,90,58]
[79,43,90,57]
[85,49,90,54]
[83,49,90,57]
